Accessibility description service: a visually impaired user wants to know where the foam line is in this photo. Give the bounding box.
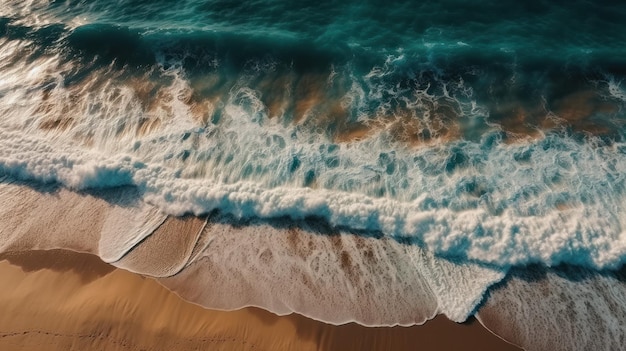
[477,265,626,351]
[158,215,504,324]
[0,180,503,324]
[1,18,626,271]
[98,204,167,263]
[113,216,207,276]
[2,126,626,269]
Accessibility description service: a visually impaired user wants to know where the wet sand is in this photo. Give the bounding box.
[477,264,626,351]
[0,249,521,351]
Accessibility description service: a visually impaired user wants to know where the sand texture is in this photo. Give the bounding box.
[0,249,521,351]
[477,265,626,351]
[0,180,505,325]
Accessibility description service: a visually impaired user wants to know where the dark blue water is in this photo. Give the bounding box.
[4,0,626,140]
[4,3,626,338]
[2,0,626,270]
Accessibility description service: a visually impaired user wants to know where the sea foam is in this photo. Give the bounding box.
[1,33,626,269]
[2,119,626,270]
[0,180,503,324]
[3,0,626,335]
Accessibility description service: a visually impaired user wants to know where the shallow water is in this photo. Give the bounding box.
[1,1,626,344]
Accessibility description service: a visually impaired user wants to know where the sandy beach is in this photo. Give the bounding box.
[0,249,521,351]
[3,2,626,349]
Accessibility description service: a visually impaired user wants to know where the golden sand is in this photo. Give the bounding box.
[0,249,521,351]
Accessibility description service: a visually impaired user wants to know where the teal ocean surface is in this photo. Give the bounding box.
[1,1,626,349]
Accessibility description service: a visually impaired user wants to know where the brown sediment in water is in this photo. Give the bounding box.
[498,106,545,143]
[292,73,327,123]
[0,249,522,351]
[32,63,624,149]
[333,122,373,143]
[130,79,175,119]
[390,111,460,146]
[544,90,619,136]
[326,94,462,145]
[552,90,618,122]
[490,90,622,144]
[256,72,293,119]
[477,264,626,351]
[35,90,76,132]
[38,116,75,131]
[254,71,356,137]
[136,117,162,135]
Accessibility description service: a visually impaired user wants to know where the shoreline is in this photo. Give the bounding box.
[0,249,522,350]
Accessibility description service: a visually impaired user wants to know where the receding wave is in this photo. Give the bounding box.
[2,0,626,344]
[2,25,626,268]
[0,179,504,324]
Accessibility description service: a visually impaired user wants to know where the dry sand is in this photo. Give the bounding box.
[0,249,521,351]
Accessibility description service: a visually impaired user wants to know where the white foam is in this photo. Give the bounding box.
[2,125,625,270]
[1,32,626,271]
[2,0,625,331]
[98,204,167,263]
[0,180,167,260]
[477,266,626,351]
[0,179,503,324]
[158,216,504,325]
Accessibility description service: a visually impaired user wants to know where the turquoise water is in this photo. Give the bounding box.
[2,0,626,269]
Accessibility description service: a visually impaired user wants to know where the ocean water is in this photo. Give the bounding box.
[1,0,626,341]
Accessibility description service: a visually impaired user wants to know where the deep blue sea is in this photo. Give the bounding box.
[1,0,626,335]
